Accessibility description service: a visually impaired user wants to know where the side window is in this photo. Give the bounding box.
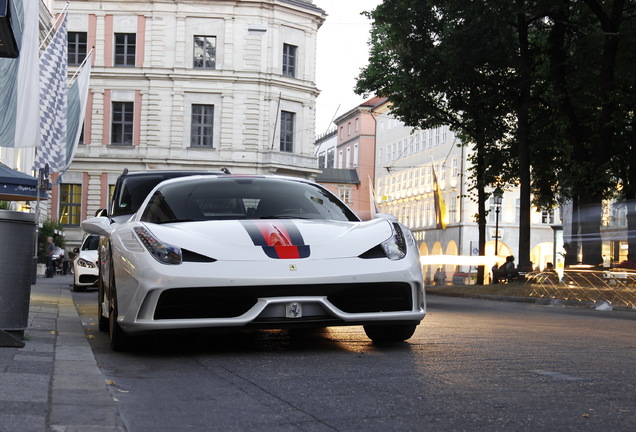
[59,184,82,226]
[114,33,136,66]
[282,43,297,77]
[193,36,216,69]
[191,104,214,148]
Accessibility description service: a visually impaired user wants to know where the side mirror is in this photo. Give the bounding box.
[95,208,108,217]
[73,247,79,254]
[82,216,113,237]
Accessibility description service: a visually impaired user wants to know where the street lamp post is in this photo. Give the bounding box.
[493,187,503,256]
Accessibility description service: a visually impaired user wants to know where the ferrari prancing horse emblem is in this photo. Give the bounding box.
[286,302,302,318]
[289,264,297,271]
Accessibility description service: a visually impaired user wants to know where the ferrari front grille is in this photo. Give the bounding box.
[153,282,413,320]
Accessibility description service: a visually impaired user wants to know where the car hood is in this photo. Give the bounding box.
[134,218,395,261]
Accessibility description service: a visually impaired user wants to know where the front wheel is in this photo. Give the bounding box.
[363,324,417,344]
[108,261,132,351]
[97,270,108,332]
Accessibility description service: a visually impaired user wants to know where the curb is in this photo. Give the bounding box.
[50,281,127,432]
[425,288,636,312]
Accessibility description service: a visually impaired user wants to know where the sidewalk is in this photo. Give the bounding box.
[0,275,125,432]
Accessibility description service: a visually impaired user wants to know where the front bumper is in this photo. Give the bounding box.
[113,256,425,334]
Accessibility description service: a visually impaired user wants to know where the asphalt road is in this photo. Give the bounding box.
[72,290,636,432]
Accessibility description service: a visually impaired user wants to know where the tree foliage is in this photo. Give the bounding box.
[356,0,636,266]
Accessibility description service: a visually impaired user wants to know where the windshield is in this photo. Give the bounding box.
[140,177,359,224]
[81,235,100,251]
[111,172,218,217]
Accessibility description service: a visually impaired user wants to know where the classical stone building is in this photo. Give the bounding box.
[51,0,325,245]
[372,100,559,284]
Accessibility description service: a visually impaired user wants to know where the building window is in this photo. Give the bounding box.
[612,202,627,227]
[282,43,297,77]
[190,104,214,148]
[339,188,351,204]
[326,148,334,167]
[114,33,136,66]
[355,118,359,131]
[193,36,216,69]
[111,102,134,145]
[59,184,82,226]
[353,143,359,167]
[346,147,351,168]
[449,194,457,223]
[280,111,294,152]
[318,152,325,168]
[108,184,115,210]
[68,32,87,65]
[541,209,555,224]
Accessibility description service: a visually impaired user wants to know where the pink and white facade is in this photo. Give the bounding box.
[50,0,326,246]
[316,97,383,220]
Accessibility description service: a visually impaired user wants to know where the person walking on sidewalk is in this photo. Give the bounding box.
[45,236,56,278]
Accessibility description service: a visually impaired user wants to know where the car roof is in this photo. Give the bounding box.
[117,169,228,179]
[110,169,230,217]
[149,174,319,188]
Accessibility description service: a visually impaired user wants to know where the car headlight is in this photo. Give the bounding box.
[134,226,182,265]
[381,223,407,260]
[76,258,96,268]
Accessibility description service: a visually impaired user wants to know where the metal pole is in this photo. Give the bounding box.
[494,205,500,256]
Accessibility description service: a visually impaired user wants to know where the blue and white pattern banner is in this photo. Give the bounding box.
[35,14,68,171]
[62,52,92,174]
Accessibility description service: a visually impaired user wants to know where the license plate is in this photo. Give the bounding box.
[285,302,302,318]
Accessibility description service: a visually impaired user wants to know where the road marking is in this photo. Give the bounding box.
[530,370,585,381]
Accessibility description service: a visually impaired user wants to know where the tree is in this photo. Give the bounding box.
[357,0,636,270]
[535,0,635,265]
[356,0,526,282]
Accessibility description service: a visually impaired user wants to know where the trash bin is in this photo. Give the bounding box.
[0,210,36,331]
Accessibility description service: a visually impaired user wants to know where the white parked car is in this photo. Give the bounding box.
[72,234,100,292]
[82,175,426,350]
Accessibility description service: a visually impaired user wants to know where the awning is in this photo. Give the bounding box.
[0,162,48,201]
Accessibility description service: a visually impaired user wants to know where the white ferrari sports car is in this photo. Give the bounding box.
[82,175,425,350]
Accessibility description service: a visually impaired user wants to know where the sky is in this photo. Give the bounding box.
[313,0,383,137]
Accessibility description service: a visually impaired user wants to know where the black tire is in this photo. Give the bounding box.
[363,324,417,344]
[108,261,131,352]
[97,270,108,332]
